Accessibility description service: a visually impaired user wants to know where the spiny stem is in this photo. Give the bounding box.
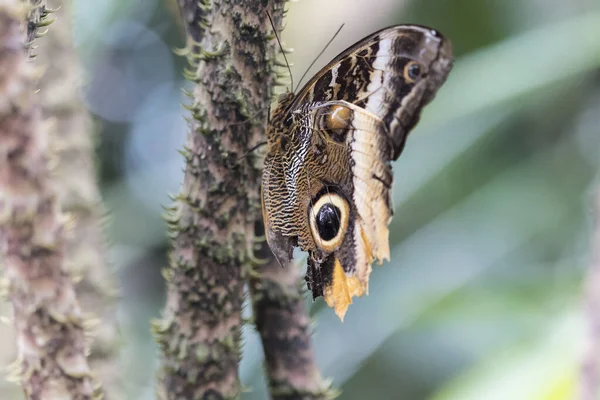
[37,1,121,396]
[0,1,103,398]
[154,0,286,398]
[249,253,336,399]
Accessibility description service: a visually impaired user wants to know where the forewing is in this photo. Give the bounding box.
[291,25,452,159]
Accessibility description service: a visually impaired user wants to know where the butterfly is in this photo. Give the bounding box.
[261,25,453,320]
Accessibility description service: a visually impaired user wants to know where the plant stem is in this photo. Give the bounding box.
[155,1,286,398]
[249,253,334,399]
[37,1,121,396]
[0,1,102,398]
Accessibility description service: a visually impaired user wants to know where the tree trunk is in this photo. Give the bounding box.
[0,1,103,398]
[37,1,121,397]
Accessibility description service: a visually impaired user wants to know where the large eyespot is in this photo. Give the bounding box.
[309,193,350,252]
[404,61,423,83]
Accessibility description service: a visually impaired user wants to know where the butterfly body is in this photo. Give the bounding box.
[262,25,453,320]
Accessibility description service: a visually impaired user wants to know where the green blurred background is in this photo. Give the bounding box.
[3,0,600,398]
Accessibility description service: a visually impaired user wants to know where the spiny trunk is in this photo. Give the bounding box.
[155,0,286,398]
[0,1,103,398]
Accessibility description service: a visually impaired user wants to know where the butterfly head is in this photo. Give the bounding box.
[266,92,296,151]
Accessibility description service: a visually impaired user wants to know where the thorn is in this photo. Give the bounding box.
[247,248,269,266]
[44,6,62,13]
[274,59,294,68]
[37,17,55,27]
[172,46,190,56]
[34,28,49,38]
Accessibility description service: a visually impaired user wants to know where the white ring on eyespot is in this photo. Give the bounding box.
[308,193,350,253]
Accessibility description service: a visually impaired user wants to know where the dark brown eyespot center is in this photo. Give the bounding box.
[316,203,341,241]
[407,62,422,81]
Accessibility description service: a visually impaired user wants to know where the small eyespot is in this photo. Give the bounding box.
[404,61,422,83]
[430,29,440,38]
[308,192,349,252]
[322,105,352,143]
[326,105,352,131]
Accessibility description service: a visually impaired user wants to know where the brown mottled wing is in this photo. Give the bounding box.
[262,25,453,320]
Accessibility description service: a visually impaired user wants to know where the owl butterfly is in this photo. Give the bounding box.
[262,25,453,320]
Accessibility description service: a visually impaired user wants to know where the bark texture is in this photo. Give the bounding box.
[0,1,102,398]
[580,191,600,400]
[155,1,286,398]
[249,248,334,399]
[36,2,121,397]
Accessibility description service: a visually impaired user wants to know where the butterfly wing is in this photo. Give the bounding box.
[262,25,453,320]
[291,24,452,158]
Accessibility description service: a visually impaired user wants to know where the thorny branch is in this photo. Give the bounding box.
[37,2,121,396]
[0,0,103,398]
[249,249,334,399]
[155,0,287,398]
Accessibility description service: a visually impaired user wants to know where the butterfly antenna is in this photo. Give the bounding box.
[267,11,294,92]
[296,23,345,91]
[236,141,268,164]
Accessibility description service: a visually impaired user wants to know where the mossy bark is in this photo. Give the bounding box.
[155,1,286,398]
[249,251,334,399]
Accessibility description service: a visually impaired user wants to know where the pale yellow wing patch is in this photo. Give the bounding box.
[323,258,365,321]
[324,221,383,321]
[349,105,393,265]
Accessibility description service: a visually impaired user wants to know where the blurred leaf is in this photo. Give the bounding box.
[243,10,600,398]
[421,12,600,129]
[430,311,580,400]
